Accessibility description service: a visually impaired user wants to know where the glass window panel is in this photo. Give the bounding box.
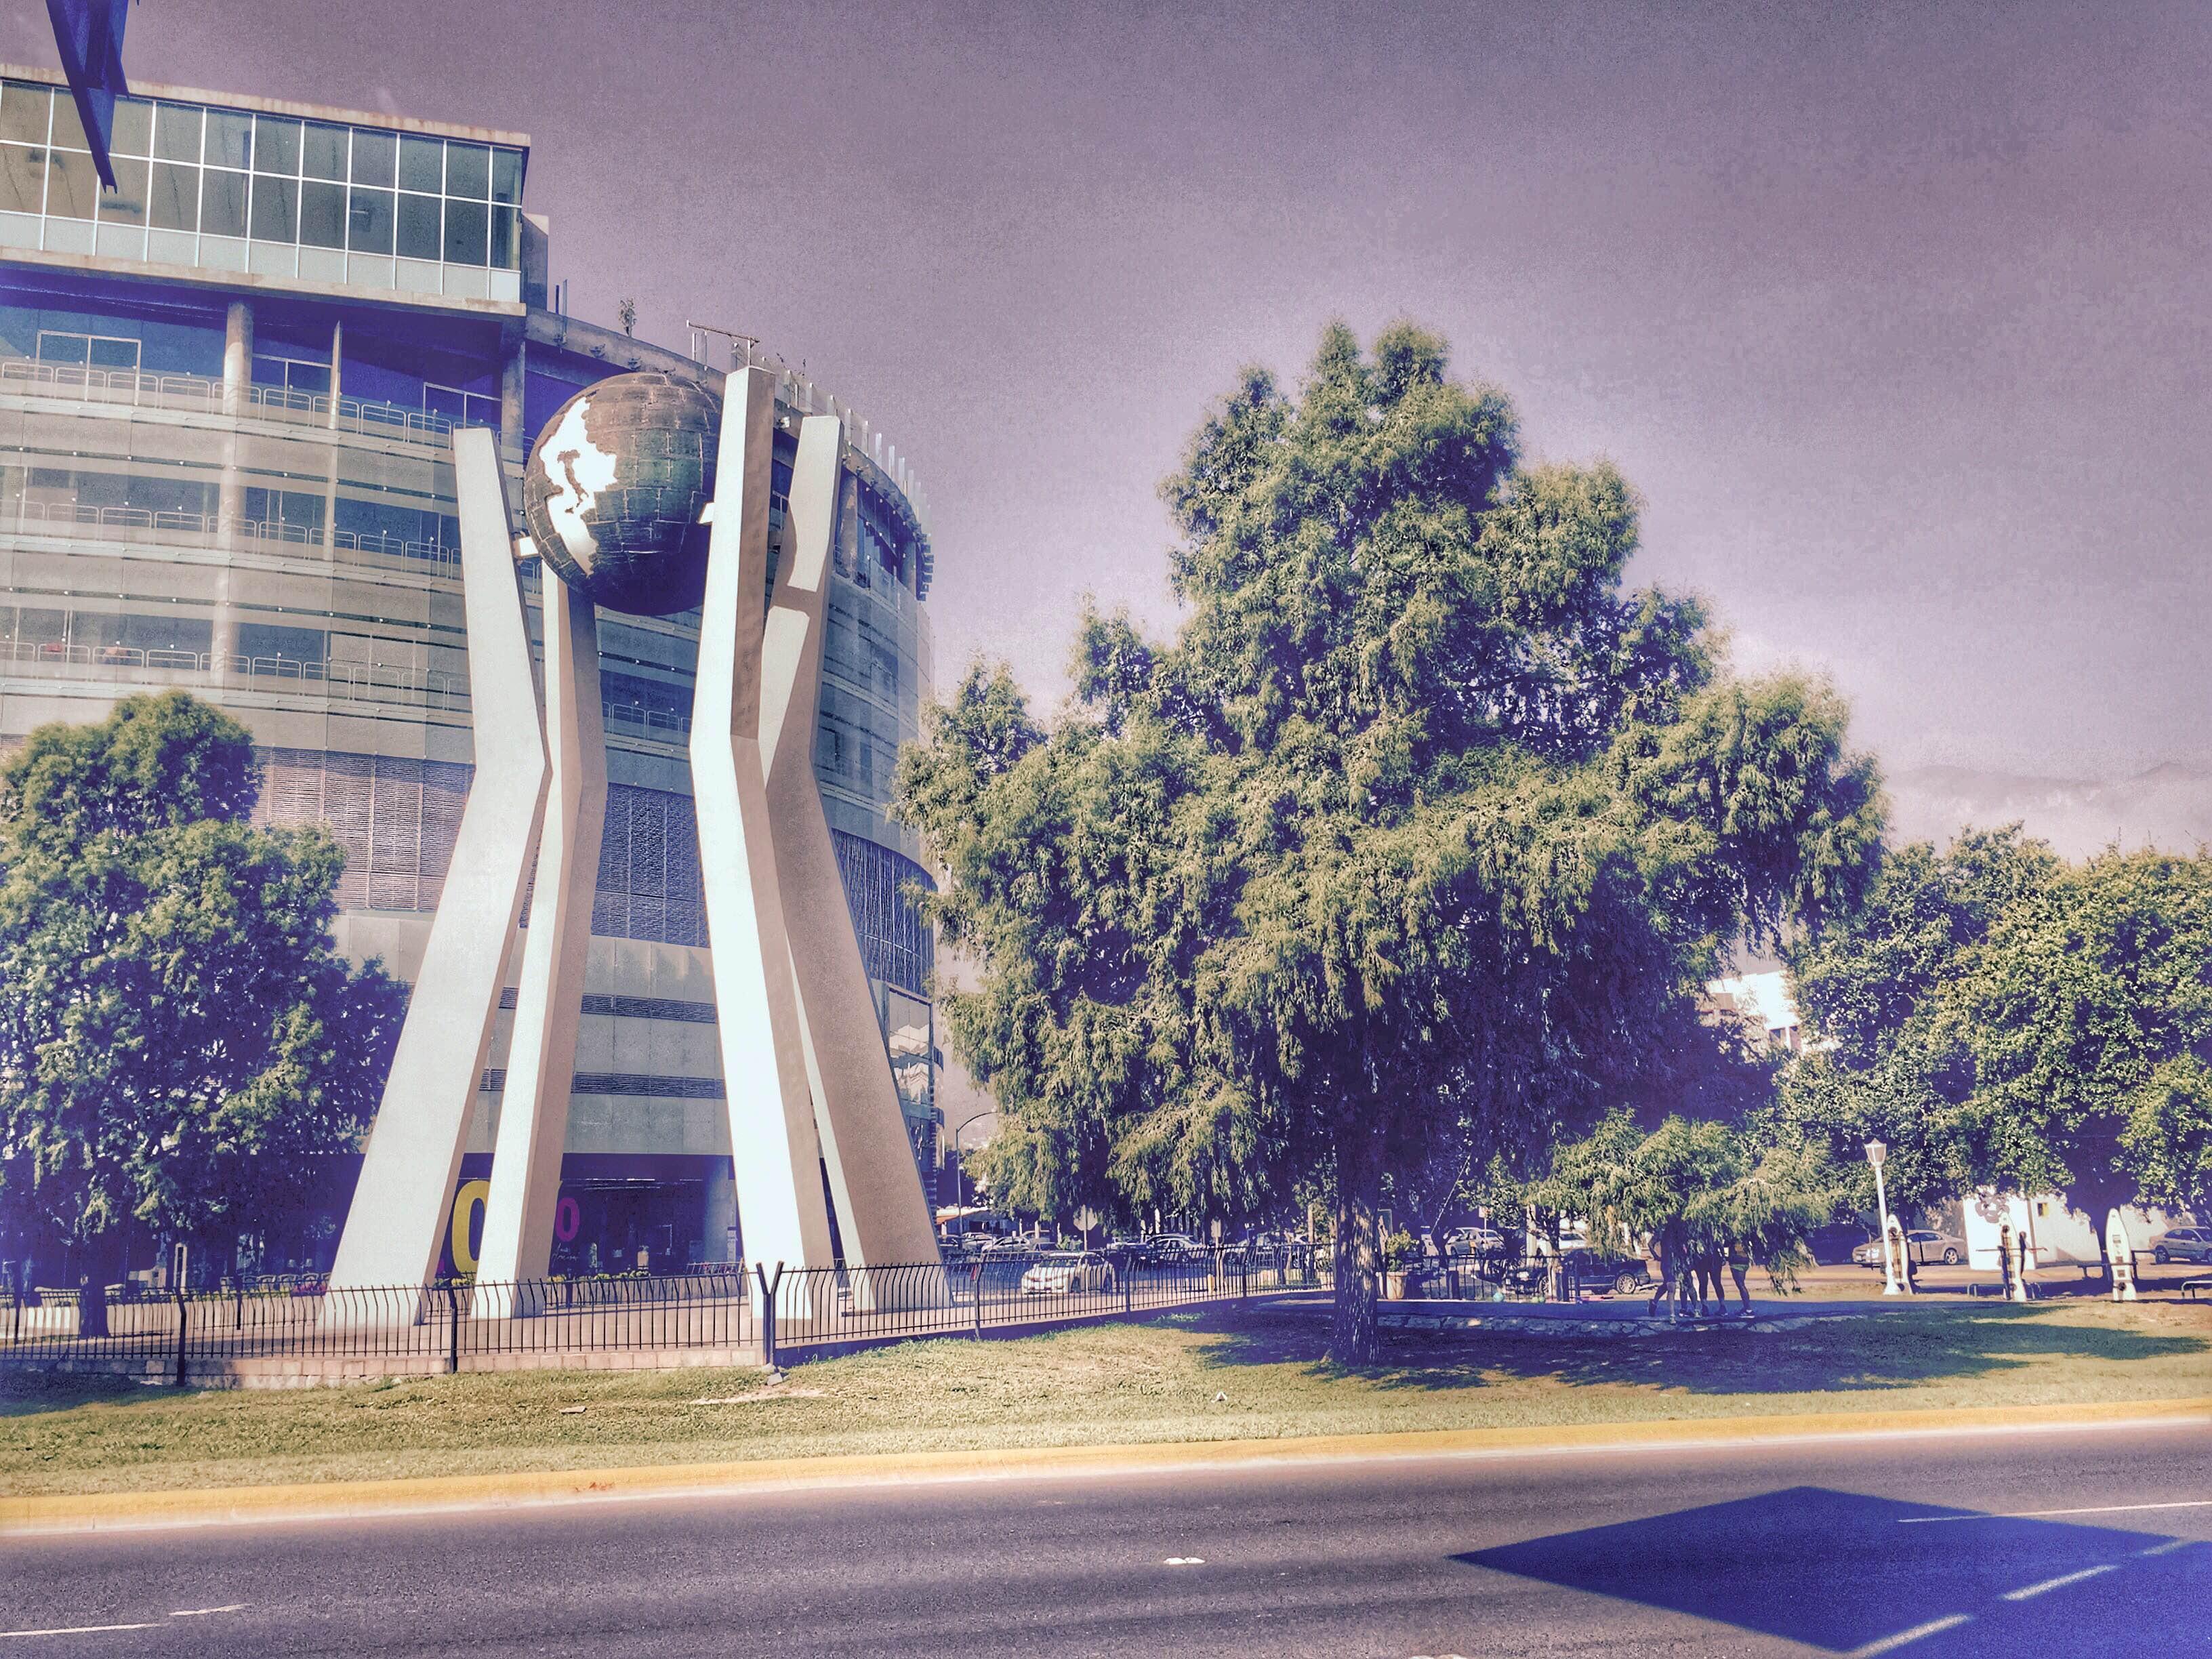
[350,127,394,186]
[397,134,442,192]
[491,147,521,204]
[204,110,252,169]
[0,83,48,145]
[0,144,41,216]
[98,154,147,223]
[250,172,298,241]
[111,98,152,155]
[396,190,439,260]
[152,103,201,162]
[299,179,344,248]
[87,336,138,369]
[48,95,89,152]
[443,142,488,199]
[148,161,197,230]
[200,167,247,237]
[490,203,517,270]
[253,115,300,176]
[441,195,486,265]
[347,185,393,252]
[302,121,347,180]
[43,149,96,219]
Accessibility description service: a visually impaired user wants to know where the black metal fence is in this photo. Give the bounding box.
[0,1248,1337,1382]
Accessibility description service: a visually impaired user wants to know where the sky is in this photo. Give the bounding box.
[5,0,2207,804]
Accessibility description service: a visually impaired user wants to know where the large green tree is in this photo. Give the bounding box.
[898,323,1881,1361]
[0,693,405,1328]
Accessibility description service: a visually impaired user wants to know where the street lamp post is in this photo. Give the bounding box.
[948,1111,994,1227]
[1866,1139,1902,1297]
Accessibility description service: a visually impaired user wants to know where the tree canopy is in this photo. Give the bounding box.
[0,693,405,1317]
[897,323,1883,1361]
[1778,828,2212,1236]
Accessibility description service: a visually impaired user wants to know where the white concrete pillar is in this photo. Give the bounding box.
[691,365,837,1305]
[472,573,605,1313]
[213,300,253,672]
[327,427,550,1295]
[763,415,944,1293]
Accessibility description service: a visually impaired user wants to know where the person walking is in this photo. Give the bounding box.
[1727,1237,1754,1317]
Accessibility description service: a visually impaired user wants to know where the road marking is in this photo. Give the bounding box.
[0,1623,161,1639]
[2137,1538,2197,1557]
[2002,1563,2118,1601]
[1844,1614,1971,1657]
[169,1604,248,1616]
[1900,1497,2212,1523]
[1163,1557,1206,1565]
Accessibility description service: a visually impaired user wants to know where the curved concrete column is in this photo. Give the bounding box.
[329,426,550,1293]
[765,415,945,1293]
[691,366,837,1298]
[472,573,605,1313]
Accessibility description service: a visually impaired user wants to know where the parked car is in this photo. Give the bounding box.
[1147,1233,1201,1262]
[1445,1227,1507,1257]
[2150,1225,2212,1265]
[984,1235,1043,1258]
[1853,1229,1965,1267]
[1570,1253,1655,1296]
[1019,1251,1118,1296]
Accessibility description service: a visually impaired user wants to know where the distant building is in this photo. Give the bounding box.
[0,65,945,1281]
[1704,969,1804,1056]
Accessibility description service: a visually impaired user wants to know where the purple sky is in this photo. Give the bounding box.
[7,0,2207,792]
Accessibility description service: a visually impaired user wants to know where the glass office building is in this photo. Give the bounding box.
[0,66,944,1279]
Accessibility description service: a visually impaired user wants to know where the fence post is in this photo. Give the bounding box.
[173,1284,189,1389]
[972,1261,985,1340]
[1122,1261,1132,1316]
[1240,1252,1250,1303]
[755,1261,782,1370]
[445,1282,460,1374]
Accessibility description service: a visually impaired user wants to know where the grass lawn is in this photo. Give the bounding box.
[2,1297,2206,1498]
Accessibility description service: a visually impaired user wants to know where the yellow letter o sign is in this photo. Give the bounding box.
[450,1179,491,1276]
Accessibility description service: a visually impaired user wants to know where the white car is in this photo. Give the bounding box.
[1446,1227,1507,1256]
[1019,1251,1118,1295]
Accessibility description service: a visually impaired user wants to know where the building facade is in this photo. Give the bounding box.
[0,66,943,1280]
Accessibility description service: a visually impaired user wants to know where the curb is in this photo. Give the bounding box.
[5,1395,2207,1536]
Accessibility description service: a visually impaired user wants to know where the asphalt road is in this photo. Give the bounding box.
[3,1420,2207,1657]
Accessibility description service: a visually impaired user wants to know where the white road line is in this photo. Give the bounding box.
[1844,1613,1972,1657]
[2001,1563,2118,1601]
[169,1604,249,1616]
[2137,1538,2198,1557]
[1899,1497,2212,1523]
[0,1623,161,1639]
[1162,1557,1206,1565]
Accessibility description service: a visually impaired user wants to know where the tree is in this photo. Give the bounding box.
[1952,848,2212,1246]
[1780,830,2212,1259]
[0,693,405,1330]
[1774,826,2060,1222]
[898,323,1881,1362]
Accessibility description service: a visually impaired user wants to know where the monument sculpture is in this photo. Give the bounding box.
[325,367,943,1313]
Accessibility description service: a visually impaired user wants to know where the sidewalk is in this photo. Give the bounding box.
[5,1393,2205,1538]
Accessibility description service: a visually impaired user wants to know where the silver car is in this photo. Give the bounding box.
[2151,1226,2212,1265]
[1853,1229,1965,1267]
[1019,1251,1118,1296]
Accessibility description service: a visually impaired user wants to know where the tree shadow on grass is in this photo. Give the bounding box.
[1179,1303,2211,1399]
[0,1370,154,1416]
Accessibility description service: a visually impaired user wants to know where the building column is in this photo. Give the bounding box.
[500,334,527,460]
[703,1160,738,1267]
[212,300,253,674]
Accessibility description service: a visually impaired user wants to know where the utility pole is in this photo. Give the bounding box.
[1866,1139,1903,1296]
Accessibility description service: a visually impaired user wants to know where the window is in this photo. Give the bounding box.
[110,98,152,155]
[350,128,395,188]
[0,144,43,216]
[347,186,394,253]
[203,109,252,169]
[397,134,443,192]
[396,191,439,260]
[152,103,200,163]
[442,196,487,264]
[42,148,96,219]
[37,331,140,370]
[148,161,197,230]
[300,179,345,248]
[253,116,300,178]
[201,168,247,237]
[0,83,49,144]
[444,142,488,199]
[249,171,298,241]
[302,122,348,181]
[99,155,148,224]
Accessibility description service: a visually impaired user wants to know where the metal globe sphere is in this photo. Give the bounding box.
[520,371,720,617]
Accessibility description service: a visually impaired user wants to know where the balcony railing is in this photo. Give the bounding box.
[0,356,485,448]
[3,493,463,570]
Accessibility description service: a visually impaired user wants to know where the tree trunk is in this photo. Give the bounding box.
[1330,1122,1384,1366]
[75,1233,124,1340]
